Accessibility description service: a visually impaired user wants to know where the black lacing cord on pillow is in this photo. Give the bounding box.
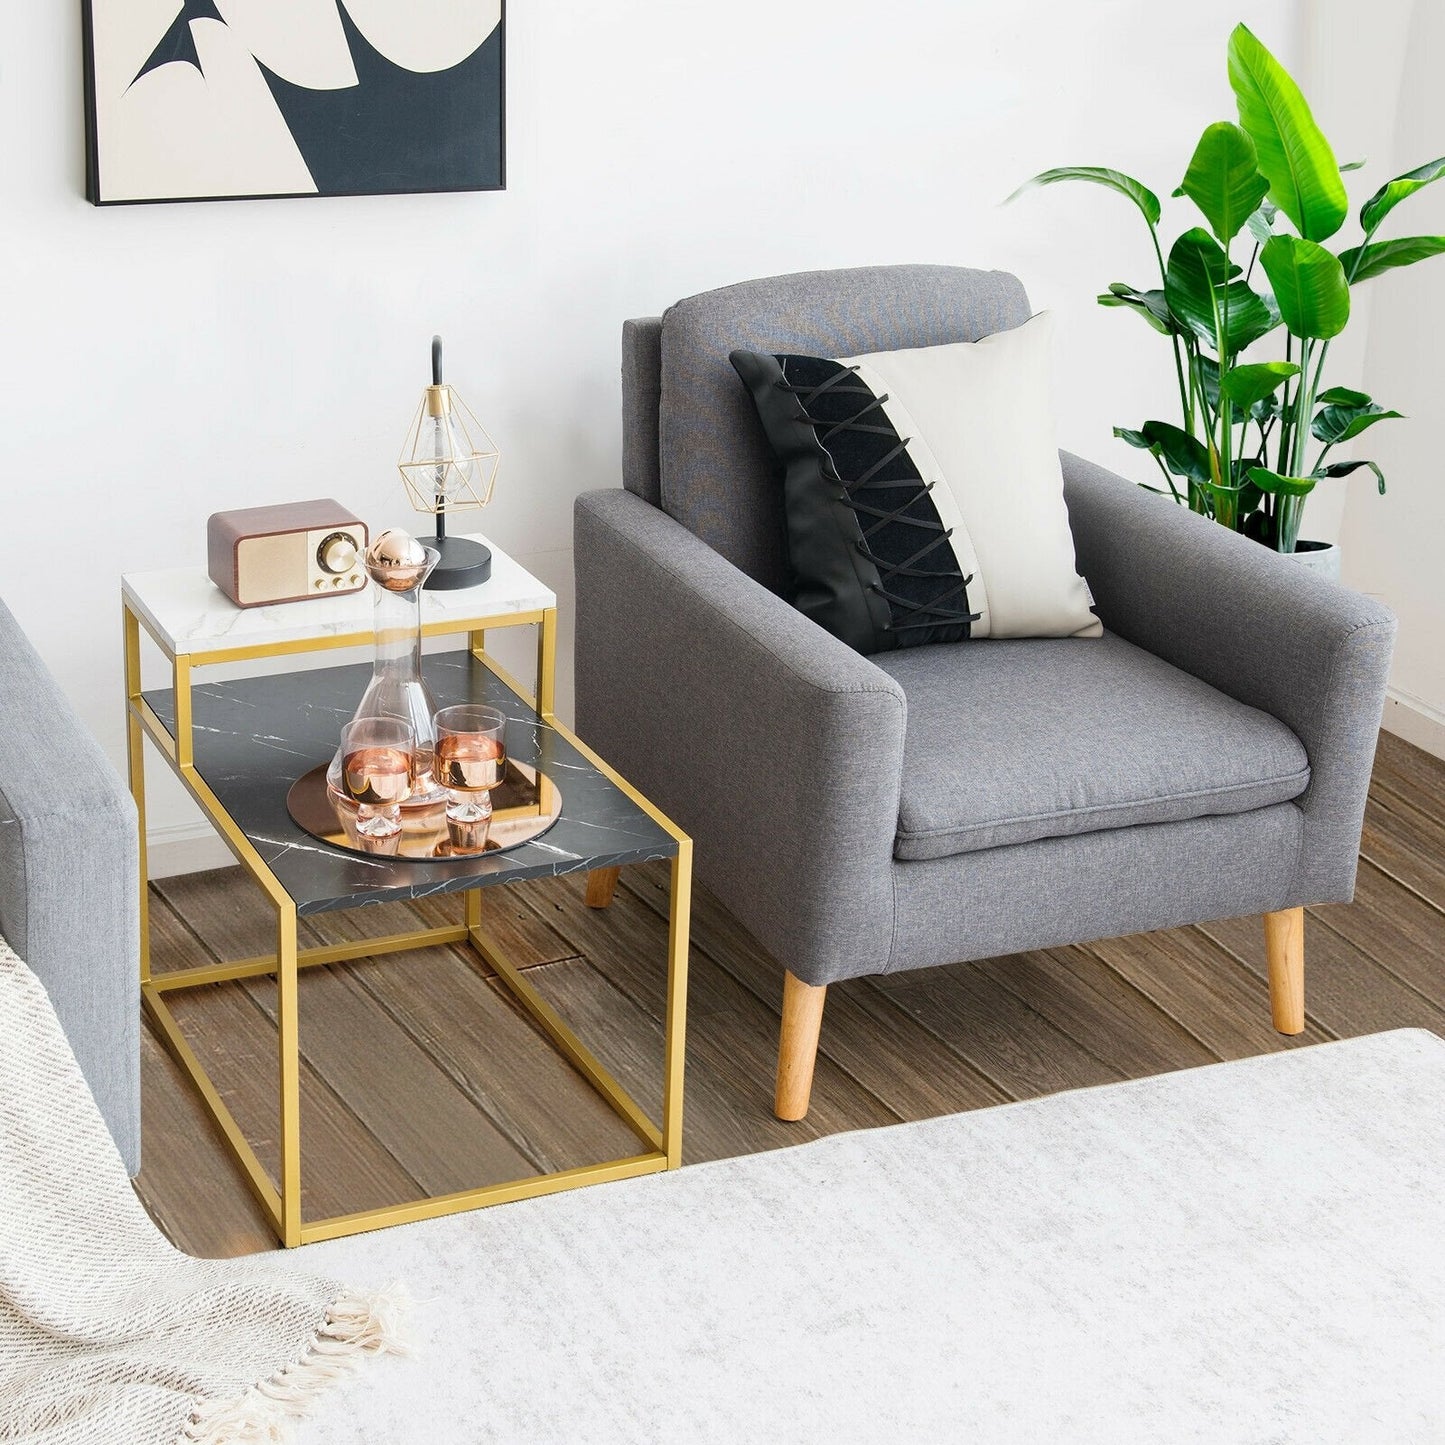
[774,365,981,635]
[869,577,978,632]
[845,485,943,527]
[862,529,962,580]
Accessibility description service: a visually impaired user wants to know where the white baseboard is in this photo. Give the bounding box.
[1381,689,1445,762]
[146,823,235,880]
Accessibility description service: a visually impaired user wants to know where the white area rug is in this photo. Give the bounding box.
[292,1029,1445,1444]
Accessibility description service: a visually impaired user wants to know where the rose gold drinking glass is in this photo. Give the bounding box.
[433,704,507,854]
[338,716,415,855]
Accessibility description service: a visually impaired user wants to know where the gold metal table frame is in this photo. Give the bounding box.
[123,598,691,1248]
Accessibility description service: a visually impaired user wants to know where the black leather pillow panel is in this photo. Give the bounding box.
[730,350,977,656]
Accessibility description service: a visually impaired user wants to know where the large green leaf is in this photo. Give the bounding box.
[1247,465,1317,498]
[1259,235,1351,338]
[1166,228,1277,354]
[1360,157,1445,234]
[1116,420,1211,485]
[1224,286,1280,353]
[1315,458,1387,494]
[1338,235,1445,283]
[1220,361,1299,409]
[1006,167,1161,226]
[1176,122,1269,245]
[1316,385,1371,407]
[1097,282,1176,334]
[1166,229,1231,342]
[1146,422,1212,485]
[1311,398,1404,445]
[1228,24,1347,241]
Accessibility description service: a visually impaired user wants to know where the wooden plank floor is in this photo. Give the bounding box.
[135,730,1445,1257]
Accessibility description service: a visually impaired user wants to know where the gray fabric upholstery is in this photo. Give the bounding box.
[574,486,1332,988]
[580,265,1397,992]
[1063,451,1397,903]
[876,633,1309,860]
[575,488,904,984]
[658,265,1031,592]
[0,596,140,1174]
[621,317,663,507]
[889,805,1303,974]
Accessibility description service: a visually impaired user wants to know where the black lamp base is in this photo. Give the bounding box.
[420,534,492,590]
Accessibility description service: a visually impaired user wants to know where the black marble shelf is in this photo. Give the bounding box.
[143,651,677,915]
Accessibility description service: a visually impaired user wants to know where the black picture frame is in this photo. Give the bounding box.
[82,1,506,206]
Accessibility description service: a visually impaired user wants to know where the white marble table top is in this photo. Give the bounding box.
[122,534,555,658]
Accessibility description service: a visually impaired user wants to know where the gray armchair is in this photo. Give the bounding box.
[0,595,140,1172]
[574,266,1396,1119]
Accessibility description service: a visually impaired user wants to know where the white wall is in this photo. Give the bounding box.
[0,0,1307,863]
[1335,0,1445,753]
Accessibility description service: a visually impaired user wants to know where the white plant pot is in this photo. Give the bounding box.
[1285,539,1341,582]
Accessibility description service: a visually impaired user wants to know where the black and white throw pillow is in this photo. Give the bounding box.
[731,312,1100,655]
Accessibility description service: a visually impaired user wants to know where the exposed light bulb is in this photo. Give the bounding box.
[423,386,481,503]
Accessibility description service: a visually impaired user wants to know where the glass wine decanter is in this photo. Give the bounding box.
[327,529,447,848]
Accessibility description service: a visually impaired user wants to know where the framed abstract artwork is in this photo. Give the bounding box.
[82,1,505,205]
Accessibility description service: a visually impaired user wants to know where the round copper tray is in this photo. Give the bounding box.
[285,758,562,861]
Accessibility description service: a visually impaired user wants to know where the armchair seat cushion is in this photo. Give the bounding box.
[876,632,1310,861]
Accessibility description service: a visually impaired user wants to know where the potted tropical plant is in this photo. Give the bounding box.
[1012,22,1445,572]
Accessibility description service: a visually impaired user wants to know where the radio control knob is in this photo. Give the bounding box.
[318,532,358,575]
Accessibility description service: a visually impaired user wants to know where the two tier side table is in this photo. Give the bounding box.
[122,536,690,1248]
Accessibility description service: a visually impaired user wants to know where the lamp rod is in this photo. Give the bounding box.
[432,334,447,539]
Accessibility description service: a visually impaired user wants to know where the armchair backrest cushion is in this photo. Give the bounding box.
[652,265,1031,591]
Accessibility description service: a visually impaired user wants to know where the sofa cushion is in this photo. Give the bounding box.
[729,314,1100,655]
[875,631,1310,861]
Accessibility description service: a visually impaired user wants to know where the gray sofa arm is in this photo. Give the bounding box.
[1062,451,1397,903]
[0,596,140,1174]
[574,488,906,984]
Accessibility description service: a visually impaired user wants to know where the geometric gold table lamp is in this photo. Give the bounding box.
[397,334,500,589]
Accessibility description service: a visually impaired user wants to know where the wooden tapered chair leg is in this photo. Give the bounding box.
[775,971,827,1121]
[585,866,621,909]
[1263,906,1305,1034]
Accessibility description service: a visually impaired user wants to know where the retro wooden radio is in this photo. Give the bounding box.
[207,499,369,608]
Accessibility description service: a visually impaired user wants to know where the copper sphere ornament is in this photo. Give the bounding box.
[366,529,431,591]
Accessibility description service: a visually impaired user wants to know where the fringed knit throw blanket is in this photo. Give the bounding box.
[0,937,405,1443]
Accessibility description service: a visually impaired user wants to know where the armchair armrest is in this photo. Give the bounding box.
[574,488,906,983]
[0,596,139,1173]
[1061,451,1397,903]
